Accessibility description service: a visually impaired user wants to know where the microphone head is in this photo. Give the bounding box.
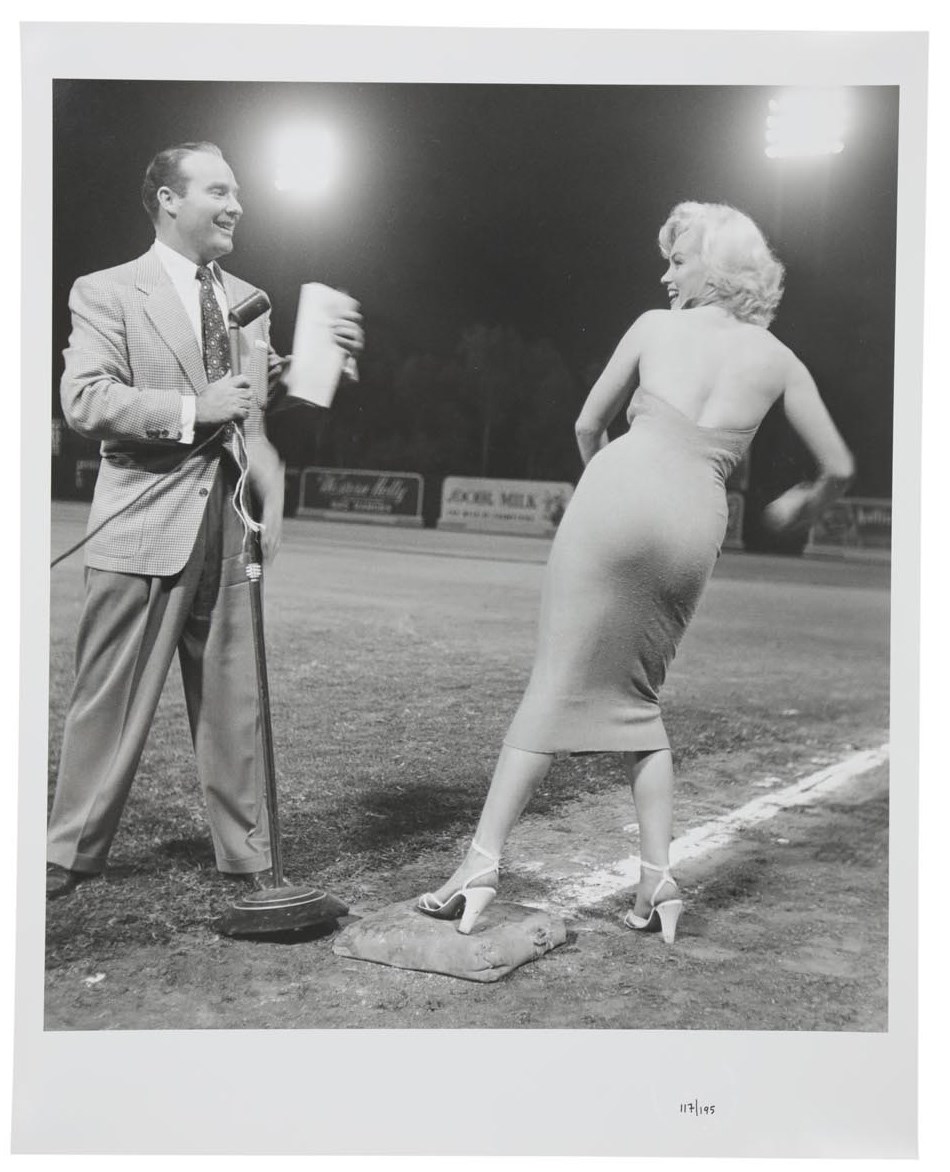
[228,290,271,328]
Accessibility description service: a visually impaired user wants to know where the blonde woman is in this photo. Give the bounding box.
[418,202,854,941]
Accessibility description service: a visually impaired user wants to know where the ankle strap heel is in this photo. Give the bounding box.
[417,840,500,935]
[470,840,499,865]
[639,859,677,906]
[623,859,684,943]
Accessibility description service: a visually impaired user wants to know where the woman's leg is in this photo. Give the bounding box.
[426,744,554,901]
[625,748,678,915]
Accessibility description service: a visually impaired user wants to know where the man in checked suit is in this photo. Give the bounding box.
[47,142,363,898]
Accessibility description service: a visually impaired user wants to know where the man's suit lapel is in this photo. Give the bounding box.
[220,269,255,327]
[220,269,265,368]
[220,269,241,313]
[136,251,208,394]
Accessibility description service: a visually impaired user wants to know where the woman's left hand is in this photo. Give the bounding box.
[762,483,814,533]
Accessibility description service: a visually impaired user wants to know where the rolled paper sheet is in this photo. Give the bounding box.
[284,282,359,408]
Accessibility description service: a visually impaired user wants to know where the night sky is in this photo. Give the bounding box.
[52,80,899,496]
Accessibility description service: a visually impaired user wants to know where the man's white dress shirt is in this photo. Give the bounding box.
[153,239,231,444]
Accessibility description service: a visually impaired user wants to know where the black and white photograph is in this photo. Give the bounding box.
[14,18,928,1159]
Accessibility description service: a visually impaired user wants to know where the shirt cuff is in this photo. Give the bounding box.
[179,396,196,444]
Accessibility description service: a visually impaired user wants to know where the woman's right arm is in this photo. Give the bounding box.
[763,354,855,532]
[574,312,656,466]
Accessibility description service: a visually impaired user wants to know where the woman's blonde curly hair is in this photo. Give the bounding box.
[658,201,785,328]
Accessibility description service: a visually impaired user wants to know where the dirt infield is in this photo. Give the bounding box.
[44,506,890,1030]
[44,762,887,1030]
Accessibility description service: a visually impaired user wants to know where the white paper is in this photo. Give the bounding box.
[284,282,358,408]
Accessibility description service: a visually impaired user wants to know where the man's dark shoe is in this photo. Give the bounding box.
[46,862,86,900]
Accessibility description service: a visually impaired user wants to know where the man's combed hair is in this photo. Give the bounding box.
[141,142,224,223]
[658,202,785,328]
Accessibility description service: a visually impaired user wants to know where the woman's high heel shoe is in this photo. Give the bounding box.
[416,841,499,935]
[623,860,683,944]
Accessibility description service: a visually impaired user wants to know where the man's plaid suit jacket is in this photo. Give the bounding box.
[60,248,282,576]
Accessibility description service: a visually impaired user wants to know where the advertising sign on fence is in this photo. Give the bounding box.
[298,467,424,526]
[438,477,574,537]
[51,421,102,501]
[74,459,101,496]
[806,497,891,557]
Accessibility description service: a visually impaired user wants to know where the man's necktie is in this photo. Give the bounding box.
[196,265,240,461]
[196,265,230,381]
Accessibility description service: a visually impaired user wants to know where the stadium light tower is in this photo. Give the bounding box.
[272,120,342,198]
[765,89,850,159]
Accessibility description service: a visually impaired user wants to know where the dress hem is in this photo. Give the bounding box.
[502,735,672,755]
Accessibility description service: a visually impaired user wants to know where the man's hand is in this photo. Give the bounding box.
[331,304,364,359]
[246,441,285,562]
[195,375,253,425]
[277,305,364,391]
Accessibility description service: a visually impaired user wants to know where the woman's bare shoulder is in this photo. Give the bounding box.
[731,320,796,365]
[607,309,671,355]
[626,308,672,338]
[756,329,808,376]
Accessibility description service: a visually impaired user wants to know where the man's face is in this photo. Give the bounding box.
[162,150,243,265]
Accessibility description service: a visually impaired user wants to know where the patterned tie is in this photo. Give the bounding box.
[196,265,242,462]
[196,265,230,381]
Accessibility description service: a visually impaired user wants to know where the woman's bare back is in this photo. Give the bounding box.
[576,303,852,491]
[634,307,790,431]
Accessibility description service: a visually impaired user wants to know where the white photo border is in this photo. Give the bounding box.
[15,21,926,1157]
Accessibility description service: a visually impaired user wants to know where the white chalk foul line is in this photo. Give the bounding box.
[528,743,890,911]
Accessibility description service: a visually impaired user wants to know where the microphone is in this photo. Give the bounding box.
[229,290,271,328]
[227,291,272,373]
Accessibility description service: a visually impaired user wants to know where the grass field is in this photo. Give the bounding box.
[44,503,890,1030]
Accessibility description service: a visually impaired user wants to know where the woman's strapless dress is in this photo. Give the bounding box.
[503,389,757,753]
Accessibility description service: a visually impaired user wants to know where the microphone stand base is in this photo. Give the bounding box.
[217,883,349,938]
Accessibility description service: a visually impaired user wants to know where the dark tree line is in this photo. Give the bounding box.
[56,303,863,553]
[270,323,587,488]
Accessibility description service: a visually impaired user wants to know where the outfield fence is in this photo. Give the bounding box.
[805,497,891,559]
[48,430,891,561]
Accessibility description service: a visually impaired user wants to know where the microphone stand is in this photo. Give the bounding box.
[218,294,348,937]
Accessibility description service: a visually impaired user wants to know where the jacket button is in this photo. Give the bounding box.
[199,488,208,497]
